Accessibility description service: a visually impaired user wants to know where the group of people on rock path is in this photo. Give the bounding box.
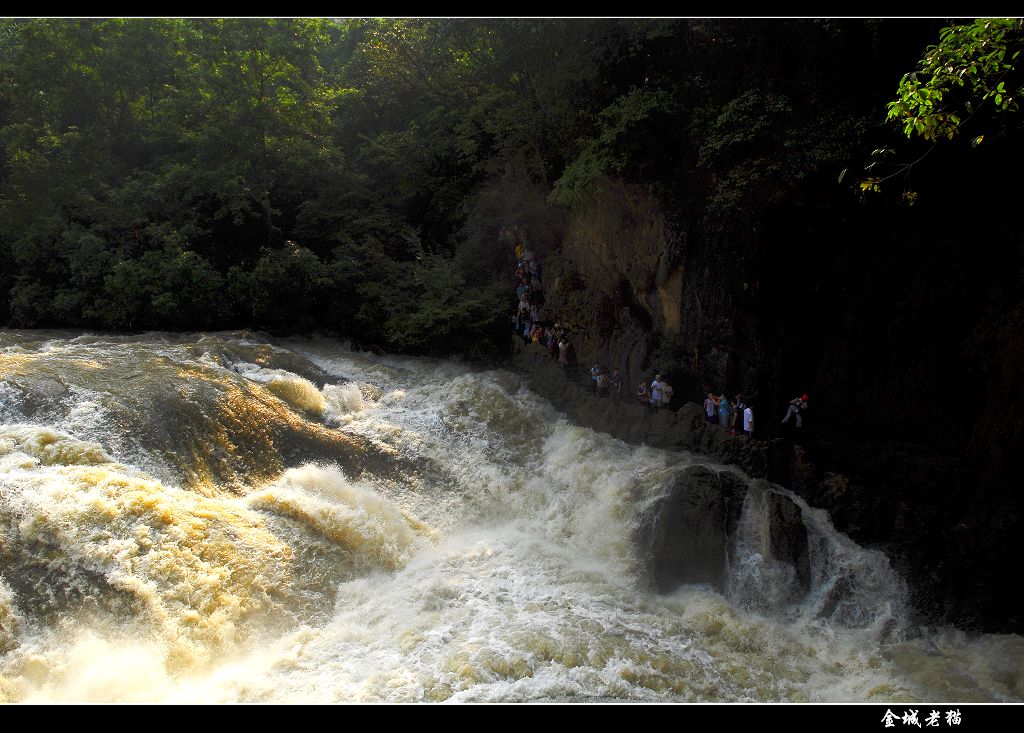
[590,363,623,397]
[509,238,580,369]
[511,240,546,342]
[698,391,809,438]
[702,392,755,438]
[636,374,675,409]
[508,233,809,439]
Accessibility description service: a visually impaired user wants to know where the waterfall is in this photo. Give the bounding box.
[0,331,1016,702]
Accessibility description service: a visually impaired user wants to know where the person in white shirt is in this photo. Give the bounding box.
[704,393,719,423]
[743,404,754,438]
[650,374,666,408]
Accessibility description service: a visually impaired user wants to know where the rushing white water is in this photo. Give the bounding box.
[0,331,1021,703]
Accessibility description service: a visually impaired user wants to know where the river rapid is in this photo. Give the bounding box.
[0,331,1020,703]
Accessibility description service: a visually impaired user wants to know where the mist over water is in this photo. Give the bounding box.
[1,331,1021,703]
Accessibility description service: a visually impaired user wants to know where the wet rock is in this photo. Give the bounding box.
[635,465,747,593]
[7,375,70,419]
[766,491,811,594]
[675,402,705,441]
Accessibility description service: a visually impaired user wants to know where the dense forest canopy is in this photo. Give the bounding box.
[0,17,1015,358]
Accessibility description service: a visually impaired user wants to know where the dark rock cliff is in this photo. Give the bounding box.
[510,167,1024,631]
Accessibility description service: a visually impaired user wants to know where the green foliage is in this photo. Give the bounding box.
[88,246,226,330]
[887,18,1023,141]
[0,19,423,343]
[696,90,792,167]
[379,256,508,357]
[0,18,948,360]
[852,19,1023,202]
[550,87,676,206]
[0,17,674,352]
[228,244,330,333]
[694,89,867,211]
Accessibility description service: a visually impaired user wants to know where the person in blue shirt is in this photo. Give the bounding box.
[718,393,731,430]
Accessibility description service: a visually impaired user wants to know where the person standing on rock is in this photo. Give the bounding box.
[561,339,577,368]
[518,294,531,318]
[743,402,755,438]
[637,380,651,407]
[662,381,674,409]
[592,364,607,395]
[718,392,731,430]
[704,393,719,423]
[733,395,749,436]
[650,374,666,408]
[610,369,623,398]
[782,394,808,428]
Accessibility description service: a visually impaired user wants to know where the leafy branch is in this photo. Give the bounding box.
[847,18,1023,202]
[886,18,1022,143]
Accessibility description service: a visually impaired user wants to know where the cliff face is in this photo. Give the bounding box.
[542,178,766,402]
[524,173,1024,633]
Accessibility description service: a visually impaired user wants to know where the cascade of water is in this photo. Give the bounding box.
[0,331,1016,703]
